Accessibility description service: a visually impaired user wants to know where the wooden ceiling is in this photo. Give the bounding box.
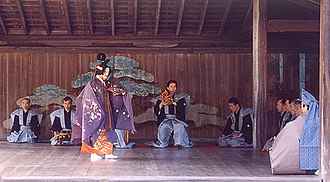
[0,0,320,52]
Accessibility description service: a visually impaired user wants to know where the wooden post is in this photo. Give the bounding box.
[252,0,267,148]
[319,0,329,180]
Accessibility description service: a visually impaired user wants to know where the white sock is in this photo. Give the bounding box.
[90,153,103,161]
[105,154,118,159]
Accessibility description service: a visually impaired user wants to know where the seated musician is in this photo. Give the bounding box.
[7,97,43,143]
[219,97,253,147]
[50,96,75,145]
[144,80,193,148]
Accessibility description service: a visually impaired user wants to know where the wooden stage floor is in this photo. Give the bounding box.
[0,141,320,182]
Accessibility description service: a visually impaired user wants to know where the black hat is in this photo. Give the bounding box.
[97,53,106,61]
[95,53,110,76]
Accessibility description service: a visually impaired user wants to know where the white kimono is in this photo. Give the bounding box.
[269,112,307,174]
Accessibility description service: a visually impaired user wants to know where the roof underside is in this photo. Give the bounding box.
[0,0,321,52]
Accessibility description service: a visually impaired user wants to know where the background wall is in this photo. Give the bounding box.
[0,52,319,141]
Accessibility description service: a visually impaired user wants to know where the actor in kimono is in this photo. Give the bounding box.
[269,96,309,174]
[219,97,253,147]
[72,53,135,160]
[145,80,193,148]
[7,98,43,143]
[50,96,75,145]
[108,82,136,149]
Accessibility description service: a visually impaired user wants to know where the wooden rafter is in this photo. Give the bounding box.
[198,0,209,35]
[306,0,320,5]
[0,35,238,46]
[218,0,232,36]
[287,0,319,11]
[0,11,7,34]
[176,0,185,36]
[154,0,161,35]
[267,20,320,32]
[133,0,138,35]
[16,0,28,34]
[110,0,115,36]
[86,0,94,35]
[62,0,71,35]
[242,0,252,31]
[39,0,50,35]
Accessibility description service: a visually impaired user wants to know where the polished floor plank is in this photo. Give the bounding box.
[0,141,320,182]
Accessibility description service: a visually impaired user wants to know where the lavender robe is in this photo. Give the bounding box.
[72,77,117,147]
[110,83,136,148]
[110,83,135,131]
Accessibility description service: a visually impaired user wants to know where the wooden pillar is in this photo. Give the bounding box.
[319,0,330,180]
[252,0,267,148]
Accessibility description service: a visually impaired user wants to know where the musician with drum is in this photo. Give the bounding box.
[144,80,193,148]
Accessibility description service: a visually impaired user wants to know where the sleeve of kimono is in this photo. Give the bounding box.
[11,115,20,133]
[31,115,41,136]
[241,114,253,144]
[223,118,233,136]
[50,117,62,132]
[154,100,162,117]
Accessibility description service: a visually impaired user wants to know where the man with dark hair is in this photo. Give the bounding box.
[50,96,75,145]
[219,97,253,147]
[263,98,293,151]
[292,99,303,118]
[276,98,293,133]
[145,80,193,148]
[7,98,43,143]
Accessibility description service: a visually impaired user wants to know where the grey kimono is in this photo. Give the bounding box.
[7,108,43,143]
[145,92,193,148]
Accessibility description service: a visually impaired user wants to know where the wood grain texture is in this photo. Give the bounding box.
[0,141,321,182]
[0,51,320,143]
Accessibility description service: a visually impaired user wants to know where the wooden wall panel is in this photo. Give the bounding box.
[0,51,319,142]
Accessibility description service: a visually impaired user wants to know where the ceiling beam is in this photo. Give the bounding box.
[306,0,320,6]
[0,45,319,54]
[0,11,7,34]
[218,0,232,36]
[39,0,50,35]
[16,0,28,34]
[198,0,209,35]
[267,20,320,32]
[62,0,71,35]
[154,0,161,35]
[0,35,240,46]
[133,0,138,35]
[242,0,252,32]
[86,0,94,35]
[110,0,115,36]
[176,0,185,36]
[0,45,254,54]
[287,0,319,12]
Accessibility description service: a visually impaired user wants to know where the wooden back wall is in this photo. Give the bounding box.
[0,52,318,141]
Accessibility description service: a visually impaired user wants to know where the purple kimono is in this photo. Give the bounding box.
[109,83,135,132]
[72,77,116,147]
[72,77,135,147]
